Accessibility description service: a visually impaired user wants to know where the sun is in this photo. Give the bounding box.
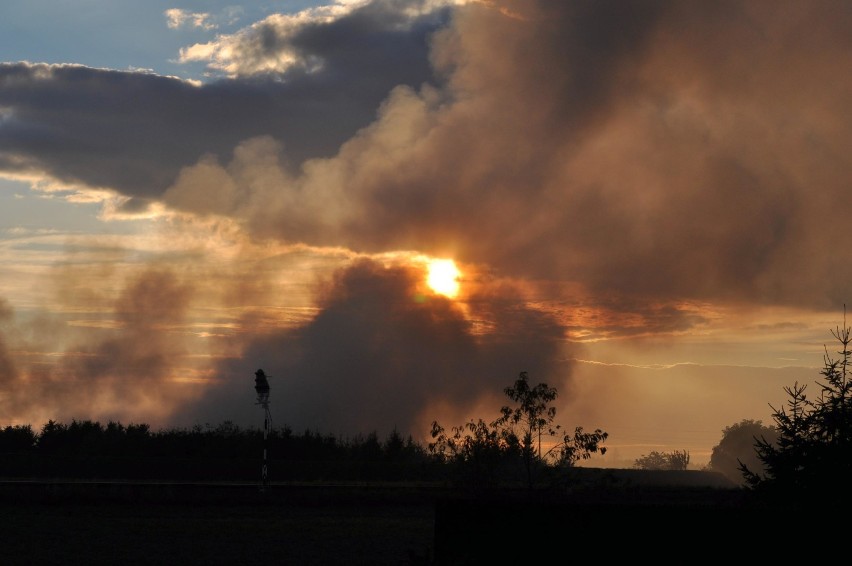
[426,259,461,298]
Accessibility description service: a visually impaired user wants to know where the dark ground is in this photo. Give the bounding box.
[0,482,437,566]
[0,471,755,565]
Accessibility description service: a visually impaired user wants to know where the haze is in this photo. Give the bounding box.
[1,0,850,468]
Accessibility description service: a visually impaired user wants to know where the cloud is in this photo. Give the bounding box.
[187,257,571,437]
[0,238,576,439]
[0,266,205,425]
[2,0,852,447]
[165,0,852,310]
[178,0,453,78]
[0,2,445,204]
[0,299,18,386]
[165,9,217,31]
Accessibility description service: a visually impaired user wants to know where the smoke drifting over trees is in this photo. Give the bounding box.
[0,1,850,464]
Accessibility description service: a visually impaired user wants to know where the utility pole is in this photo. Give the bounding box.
[254,369,271,492]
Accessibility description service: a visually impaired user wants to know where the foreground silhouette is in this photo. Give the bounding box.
[740,313,852,509]
[429,371,607,490]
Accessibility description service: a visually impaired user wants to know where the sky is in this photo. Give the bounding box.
[1,0,851,469]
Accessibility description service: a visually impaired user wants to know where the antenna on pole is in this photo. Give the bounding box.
[254,369,272,492]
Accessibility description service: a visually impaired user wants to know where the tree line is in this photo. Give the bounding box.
[0,371,608,488]
[2,313,850,506]
[0,420,436,482]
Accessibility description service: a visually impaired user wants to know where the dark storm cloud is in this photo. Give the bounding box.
[187,258,569,438]
[0,1,445,200]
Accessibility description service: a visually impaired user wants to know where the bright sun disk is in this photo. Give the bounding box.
[427,259,461,298]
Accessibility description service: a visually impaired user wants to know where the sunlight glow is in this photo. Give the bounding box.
[426,258,460,298]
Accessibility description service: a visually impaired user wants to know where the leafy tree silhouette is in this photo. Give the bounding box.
[0,424,36,452]
[430,371,607,489]
[708,419,777,486]
[740,312,852,508]
[7,418,437,482]
[633,449,690,471]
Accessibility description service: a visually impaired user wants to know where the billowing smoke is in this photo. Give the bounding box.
[0,0,850,457]
[0,269,199,426]
[187,258,570,438]
[163,0,852,309]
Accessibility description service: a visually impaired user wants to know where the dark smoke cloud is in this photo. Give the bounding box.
[2,0,851,447]
[5,0,849,310]
[160,0,852,310]
[187,258,570,438]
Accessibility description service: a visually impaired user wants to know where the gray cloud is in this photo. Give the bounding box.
[0,1,446,202]
[181,0,450,78]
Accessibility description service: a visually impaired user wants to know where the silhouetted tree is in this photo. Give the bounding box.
[741,314,852,507]
[708,419,777,485]
[10,418,436,482]
[0,424,36,453]
[383,427,406,460]
[490,372,557,488]
[429,418,516,487]
[382,427,424,463]
[549,424,609,469]
[430,371,607,489]
[633,449,690,471]
[35,420,68,455]
[496,372,609,487]
[633,451,666,470]
[492,371,557,488]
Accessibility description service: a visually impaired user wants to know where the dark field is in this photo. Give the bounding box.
[0,471,758,565]
[0,482,438,565]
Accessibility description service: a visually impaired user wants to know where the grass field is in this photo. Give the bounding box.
[0,483,437,565]
[0,470,744,565]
